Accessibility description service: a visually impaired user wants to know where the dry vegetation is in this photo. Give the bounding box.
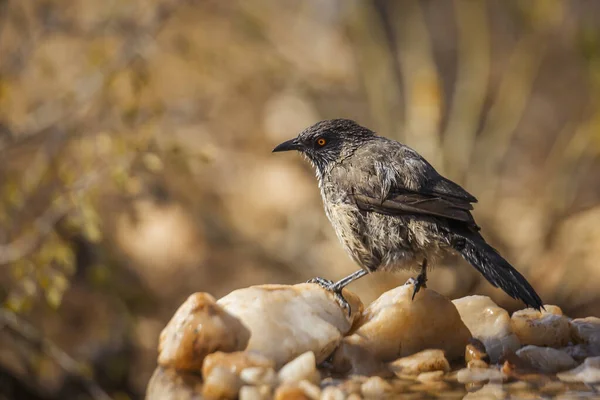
[0,0,599,398]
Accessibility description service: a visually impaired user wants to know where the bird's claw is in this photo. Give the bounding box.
[407,272,428,300]
[307,277,351,317]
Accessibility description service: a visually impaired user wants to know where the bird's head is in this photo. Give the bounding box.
[272,119,375,175]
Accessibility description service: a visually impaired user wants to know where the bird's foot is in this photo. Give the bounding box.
[406,271,428,300]
[307,277,351,316]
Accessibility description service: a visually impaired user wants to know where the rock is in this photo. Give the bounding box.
[329,338,390,377]
[511,306,571,348]
[202,365,242,399]
[570,317,600,347]
[388,349,450,376]
[239,385,271,400]
[562,344,600,361]
[217,284,362,367]
[273,383,311,400]
[320,386,345,400]
[158,293,250,371]
[452,295,521,363]
[463,383,506,399]
[297,380,321,400]
[202,351,275,378]
[340,285,470,364]
[361,376,393,397]
[410,381,451,393]
[465,338,490,363]
[416,370,445,382]
[146,367,203,400]
[467,360,489,369]
[346,394,363,400]
[456,367,507,384]
[240,367,278,386]
[277,351,320,384]
[516,345,578,373]
[557,356,600,383]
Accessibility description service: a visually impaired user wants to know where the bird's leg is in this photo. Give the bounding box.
[410,259,428,300]
[307,269,368,316]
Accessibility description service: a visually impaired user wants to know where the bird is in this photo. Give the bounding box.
[272,119,543,315]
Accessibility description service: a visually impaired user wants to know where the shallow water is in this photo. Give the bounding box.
[321,373,600,399]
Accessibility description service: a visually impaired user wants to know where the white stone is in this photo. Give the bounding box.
[416,370,445,382]
[158,293,250,371]
[297,380,321,400]
[388,349,450,376]
[557,356,600,383]
[320,386,345,400]
[240,367,278,387]
[239,385,271,400]
[218,284,362,367]
[361,376,393,397]
[277,351,319,384]
[452,295,521,363]
[516,345,578,373]
[511,306,571,348]
[456,367,507,384]
[339,285,470,365]
[202,366,242,400]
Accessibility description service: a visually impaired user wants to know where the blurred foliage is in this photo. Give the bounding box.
[0,0,600,399]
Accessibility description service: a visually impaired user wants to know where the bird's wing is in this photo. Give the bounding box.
[352,190,477,225]
[347,140,479,225]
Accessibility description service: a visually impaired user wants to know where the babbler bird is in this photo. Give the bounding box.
[273,119,543,314]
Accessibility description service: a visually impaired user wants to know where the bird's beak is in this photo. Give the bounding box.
[272,138,302,153]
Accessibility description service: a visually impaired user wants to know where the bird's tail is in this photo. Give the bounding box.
[450,231,543,310]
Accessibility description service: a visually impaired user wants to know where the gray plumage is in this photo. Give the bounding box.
[273,119,543,313]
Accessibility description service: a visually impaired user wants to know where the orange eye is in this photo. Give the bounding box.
[317,138,327,146]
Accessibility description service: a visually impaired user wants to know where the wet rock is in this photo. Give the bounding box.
[557,356,600,383]
[340,285,470,364]
[410,381,451,393]
[202,365,242,399]
[388,349,450,376]
[361,376,393,397]
[202,351,275,377]
[516,345,578,373]
[240,366,278,386]
[465,338,490,363]
[277,351,320,384]
[511,306,571,348]
[570,317,600,347]
[218,284,362,367]
[463,383,506,399]
[456,367,507,383]
[158,293,250,371]
[452,295,521,363]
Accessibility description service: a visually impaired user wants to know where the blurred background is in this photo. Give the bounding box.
[1,0,600,398]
